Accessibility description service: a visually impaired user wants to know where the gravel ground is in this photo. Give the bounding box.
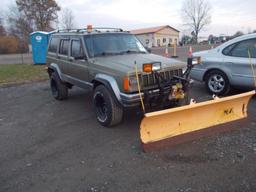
[0,81,256,192]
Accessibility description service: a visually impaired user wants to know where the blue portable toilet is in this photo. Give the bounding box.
[30,31,54,64]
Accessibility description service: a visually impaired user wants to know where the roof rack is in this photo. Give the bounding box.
[55,27,124,33]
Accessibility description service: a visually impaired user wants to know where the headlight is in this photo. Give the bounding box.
[152,62,161,71]
[123,76,139,92]
[143,62,161,73]
[129,76,137,85]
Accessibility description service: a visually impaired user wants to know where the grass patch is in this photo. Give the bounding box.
[0,64,48,86]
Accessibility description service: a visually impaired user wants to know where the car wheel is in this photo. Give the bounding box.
[50,72,68,100]
[205,70,230,96]
[93,85,123,127]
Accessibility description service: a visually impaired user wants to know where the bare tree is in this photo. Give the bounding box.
[16,0,61,31]
[233,31,244,38]
[181,0,211,43]
[0,17,6,36]
[60,8,76,30]
[5,4,34,52]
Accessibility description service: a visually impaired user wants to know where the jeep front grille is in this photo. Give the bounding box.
[142,69,182,88]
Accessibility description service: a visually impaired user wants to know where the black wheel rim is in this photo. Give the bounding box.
[51,79,58,97]
[94,93,108,122]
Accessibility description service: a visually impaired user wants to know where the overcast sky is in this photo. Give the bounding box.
[1,0,256,36]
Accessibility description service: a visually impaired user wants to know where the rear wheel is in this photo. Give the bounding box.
[205,70,230,96]
[93,85,123,127]
[50,72,68,100]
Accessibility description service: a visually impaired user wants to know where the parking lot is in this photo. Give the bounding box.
[1,78,256,191]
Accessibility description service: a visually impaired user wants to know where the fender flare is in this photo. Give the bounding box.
[93,74,122,105]
[48,63,64,80]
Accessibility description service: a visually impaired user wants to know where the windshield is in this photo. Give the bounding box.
[84,33,147,57]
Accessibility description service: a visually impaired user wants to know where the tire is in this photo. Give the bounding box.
[205,70,230,96]
[93,85,123,127]
[50,72,68,100]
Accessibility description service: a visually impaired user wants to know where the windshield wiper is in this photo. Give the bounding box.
[95,52,119,57]
[120,50,147,54]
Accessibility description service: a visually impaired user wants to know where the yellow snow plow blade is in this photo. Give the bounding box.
[140,91,255,151]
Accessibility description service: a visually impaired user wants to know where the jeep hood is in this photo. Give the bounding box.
[93,53,186,73]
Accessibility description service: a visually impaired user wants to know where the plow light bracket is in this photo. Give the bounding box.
[187,57,201,67]
[143,62,161,73]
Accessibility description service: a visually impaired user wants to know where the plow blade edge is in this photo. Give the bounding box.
[140,91,255,151]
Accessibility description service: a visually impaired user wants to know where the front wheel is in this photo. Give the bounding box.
[93,85,123,127]
[205,70,230,96]
[50,72,68,100]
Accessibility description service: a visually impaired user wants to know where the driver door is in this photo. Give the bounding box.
[67,38,89,83]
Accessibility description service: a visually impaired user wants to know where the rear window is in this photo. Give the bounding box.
[48,37,59,53]
[59,39,70,56]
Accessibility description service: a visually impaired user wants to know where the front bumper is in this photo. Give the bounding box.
[120,87,174,107]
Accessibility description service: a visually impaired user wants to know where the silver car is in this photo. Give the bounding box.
[190,33,256,95]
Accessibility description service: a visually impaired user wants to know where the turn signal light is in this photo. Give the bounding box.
[143,64,152,73]
[123,76,129,91]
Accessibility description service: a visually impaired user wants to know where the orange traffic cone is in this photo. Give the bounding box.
[188,46,193,57]
[164,46,170,58]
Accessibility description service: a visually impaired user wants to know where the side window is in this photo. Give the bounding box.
[230,39,256,58]
[84,36,93,57]
[59,39,70,56]
[222,43,237,56]
[48,37,59,53]
[71,40,84,58]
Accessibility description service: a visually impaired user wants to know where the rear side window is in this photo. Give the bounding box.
[59,39,70,56]
[71,40,84,58]
[48,37,59,53]
[224,38,256,58]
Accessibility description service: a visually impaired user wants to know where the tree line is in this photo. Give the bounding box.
[0,0,76,54]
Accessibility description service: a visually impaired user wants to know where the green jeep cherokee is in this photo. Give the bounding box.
[46,27,193,127]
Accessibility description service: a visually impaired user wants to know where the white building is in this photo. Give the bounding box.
[130,25,180,48]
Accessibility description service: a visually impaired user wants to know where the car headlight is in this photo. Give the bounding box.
[143,62,161,73]
[129,76,138,85]
[123,76,139,92]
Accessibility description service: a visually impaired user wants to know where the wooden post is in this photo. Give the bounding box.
[171,43,178,58]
